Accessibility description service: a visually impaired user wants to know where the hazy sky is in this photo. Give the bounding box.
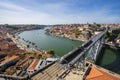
[0,0,120,24]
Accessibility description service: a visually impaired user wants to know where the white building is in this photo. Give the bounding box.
[94,31,101,35]
[27,59,46,74]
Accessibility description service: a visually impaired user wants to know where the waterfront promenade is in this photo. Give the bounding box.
[7,33,28,51]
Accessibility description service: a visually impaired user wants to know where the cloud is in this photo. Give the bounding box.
[0,1,28,12]
[0,1,73,24]
[0,0,120,24]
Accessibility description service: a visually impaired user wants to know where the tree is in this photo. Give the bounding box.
[71,28,80,35]
[118,33,120,39]
[93,22,101,28]
[46,49,55,55]
[33,52,37,56]
[27,45,30,48]
[96,24,101,27]
[13,35,16,38]
[37,55,42,59]
[105,31,110,39]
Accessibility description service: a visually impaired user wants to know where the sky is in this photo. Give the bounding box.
[0,0,120,24]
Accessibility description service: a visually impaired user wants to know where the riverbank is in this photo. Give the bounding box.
[45,25,93,42]
[8,25,45,35]
[7,33,31,51]
[45,32,87,42]
[105,43,120,49]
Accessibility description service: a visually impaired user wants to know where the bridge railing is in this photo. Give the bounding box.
[59,46,81,64]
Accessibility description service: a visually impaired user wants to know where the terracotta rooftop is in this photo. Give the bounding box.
[2,55,18,63]
[28,59,39,71]
[86,66,120,80]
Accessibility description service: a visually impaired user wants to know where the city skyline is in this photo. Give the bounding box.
[0,0,120,24]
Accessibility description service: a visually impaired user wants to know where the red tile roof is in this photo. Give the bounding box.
[86,67,120,80]
[2,55,18,63]
[28,59,39,71]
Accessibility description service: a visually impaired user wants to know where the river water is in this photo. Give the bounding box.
[19,26,120,74]
[96,47,120,74]
[18,27,82,57]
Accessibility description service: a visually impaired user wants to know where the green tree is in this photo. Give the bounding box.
[96,24,101,27]
[71,28,80,35]
[105,31,110,39]
[33,52,37,56]
[46,49,55,55]
[118,33,120,38]
[27,45,30,48]
[13,35,16,38]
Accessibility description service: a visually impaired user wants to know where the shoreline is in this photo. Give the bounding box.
[45,32,87,42]
[7,33,30,51]
[105,43,120,49]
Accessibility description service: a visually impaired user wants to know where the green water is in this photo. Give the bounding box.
[96,47,120,74]
[18,27,82,57]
